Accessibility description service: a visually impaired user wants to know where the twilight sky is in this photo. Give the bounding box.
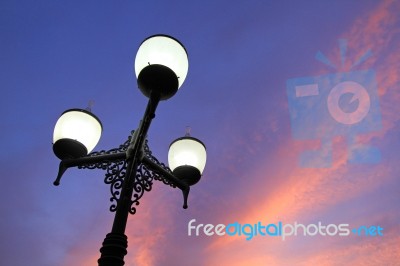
[1,0,400,265]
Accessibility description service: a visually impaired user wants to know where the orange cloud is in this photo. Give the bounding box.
[61,2,400,265]
[297,234,400,266]
[204,1,400,264]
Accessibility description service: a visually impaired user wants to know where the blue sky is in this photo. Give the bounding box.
[1,1,399,265]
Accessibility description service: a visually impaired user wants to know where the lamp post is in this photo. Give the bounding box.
[52,35,207,266]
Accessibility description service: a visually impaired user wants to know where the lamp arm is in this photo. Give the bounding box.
[141,156,190,209]
[53,161,68,186]
[53,94,193,212]
[53,152,127,186]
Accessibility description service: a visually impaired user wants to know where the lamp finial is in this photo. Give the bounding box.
[185,126,191,137]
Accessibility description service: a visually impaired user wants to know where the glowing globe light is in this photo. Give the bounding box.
[134,34,188,100]
[168,136,206,186]
[53,109,102,159]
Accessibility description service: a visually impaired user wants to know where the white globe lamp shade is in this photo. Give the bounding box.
[168,136,206,186]
[53,109,102,159]
[134,34,188,100]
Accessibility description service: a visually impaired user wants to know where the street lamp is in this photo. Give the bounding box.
[52,34,206,266]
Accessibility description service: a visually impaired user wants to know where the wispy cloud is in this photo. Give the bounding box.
[202,1,400,265]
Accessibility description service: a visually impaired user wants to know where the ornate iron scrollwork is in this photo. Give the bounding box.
[143,140,176,188]
[78,136,131,212]
[78,137,131,170]
[105,160,127,212]
[76,131,177,214]
[128,139,177,214]
[129,163,153,214]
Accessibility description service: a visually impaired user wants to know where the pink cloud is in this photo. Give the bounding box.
[297,235,400,266]
[203,2,400,264]
[59,1,400,265]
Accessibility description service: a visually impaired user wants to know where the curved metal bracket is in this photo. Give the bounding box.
[53,131,190,214]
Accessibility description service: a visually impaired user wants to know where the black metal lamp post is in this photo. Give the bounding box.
[52,35,207,266]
